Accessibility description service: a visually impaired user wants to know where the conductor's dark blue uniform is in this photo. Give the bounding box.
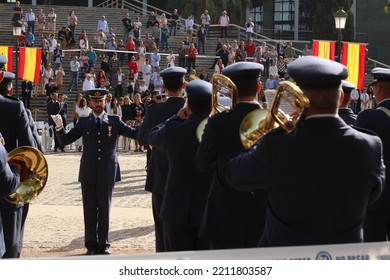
[56,89,138,255]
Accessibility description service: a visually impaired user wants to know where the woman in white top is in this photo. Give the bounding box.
[214,58,224,74]
[137,40,146,70]
[75,97,92,151]
[83,74,95,91]
[108,97,122,150]
[360,89,370,111]
[166,50,175,68]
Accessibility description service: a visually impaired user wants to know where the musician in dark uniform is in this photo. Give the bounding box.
[356,67,390,242]
[338,80,357,125]
[137,67,186,252]
[197,62,267,249]
[0,133,21,258]
[52,89,138,255]
[0,67,39,258]
[147,80,213,251]
[226,56,385,247]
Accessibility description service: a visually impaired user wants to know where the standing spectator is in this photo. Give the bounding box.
[246,38,256,59]
[169,9,180,37]
[85,45,97,69]
[245,18,254,42]
[277,56,287,78]
[96,69,108,89]
[79,31,89,51]
[52,89,138,256]
[185,15,194,38]
[128,55,139,83]
[25,29,35,47]
[133,16,143,34]
[159,13,168,26]
[302,44,311,56]
[100,56,110,83]
[197,25,207,55]
[67,11,78,36]
[112,68,125,98]
[69,55,80,91]
[97,15,109,33]
[79,49,90,81]
[178,42,187,68]
[44,63,54,86]
[187,43,198,73]
[351,88,360,114]
[109,52,120,86]
[142,58,152,89]
[72,92,83,126]
[131,26,140,45]
[47,33,57,64]
[47,92,63,152]
[137,40,147,70]
[285,42,295,64]
[125,36,136,62]
[116,39,126,67]
[150,48,161,69]
[160,24,169,51]
[65,27,76,58]
[58,92,68,131]
[44,78,58,101]
[152,23,161,50]
[269,45,278,62]
[200,10,211,31]
[82,74,95,91]
[143,33,153,52]
[253,46,262,63]
[55,64,65,93]
[219,10,230,38]
[277,40,287,58]
[11,1,23,22]
[146,11,157,28]
[25,9,36,34]
[121,13,132,43]
[219,44,230,67]
[129,93,145,152]
[74,97,92,152]
[106,28,116,45]
[47,8,57,35]
[166,50,175,68]
[269,59,278,77]
[36,9,46,37]
[121,96,132,150]
[214,58,224,74]
[360,89,370,111]
[58,26,67,51]
[106,37,118,58]
[21,80,33,109]
[95,28,107,58]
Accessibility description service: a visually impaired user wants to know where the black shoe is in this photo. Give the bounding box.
[98,247,111,255]
[86,249,97,255]
[54,148,58,152]
[60,149,65,152]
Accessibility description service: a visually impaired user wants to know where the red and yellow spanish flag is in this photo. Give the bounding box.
[0,46,14,71]
[312,40,336,61]
[341,42,366,90]
[18,47,42,83]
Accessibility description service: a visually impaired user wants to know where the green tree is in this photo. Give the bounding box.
[311,0,354,42]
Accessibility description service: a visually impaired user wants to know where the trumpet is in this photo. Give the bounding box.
[240,81,310,148]
[5,146,48,204]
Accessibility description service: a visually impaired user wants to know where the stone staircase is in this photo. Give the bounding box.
[0,3,232,123]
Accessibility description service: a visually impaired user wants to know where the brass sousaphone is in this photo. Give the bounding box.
[240,81,310,148]
[5,146,48,204]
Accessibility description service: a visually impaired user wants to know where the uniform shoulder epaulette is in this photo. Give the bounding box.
[350,125,378,136]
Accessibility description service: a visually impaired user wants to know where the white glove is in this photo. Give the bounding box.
[51,114,63,129]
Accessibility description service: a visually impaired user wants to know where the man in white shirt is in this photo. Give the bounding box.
[219,10,230,38]
[25,8,36,34]
[200,10,211,31]
[97,15,109,33]
[69,55,80,91]
[142,58,152,88]
[351,89,360,113]
[185,15,194,38]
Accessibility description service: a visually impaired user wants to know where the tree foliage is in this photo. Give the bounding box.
[311,0,354,41]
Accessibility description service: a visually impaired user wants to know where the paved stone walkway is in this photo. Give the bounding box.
[21,151,155,258]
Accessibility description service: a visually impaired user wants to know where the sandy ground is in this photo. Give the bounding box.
[20,150,155,258]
